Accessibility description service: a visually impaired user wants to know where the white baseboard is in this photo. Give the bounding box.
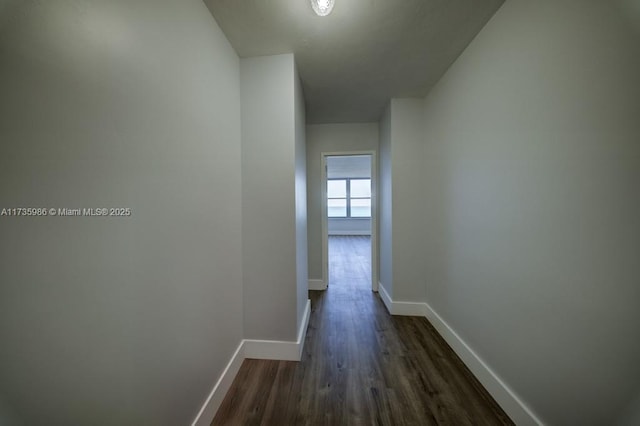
[377,282,427,316]
[193,295,540,425]
[423,303,542,426]
[377,285,542,426]
[308,279,327,291]
[328,231,372,236]
[192,300,312,424]
[392,300,427,316]
[245,299,311,361]
[191,342,245,426]
[297,299,312,360]
[378,282,393,314]
[243,339,300,361]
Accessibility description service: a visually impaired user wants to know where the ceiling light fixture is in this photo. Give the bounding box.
[310,0,334,16]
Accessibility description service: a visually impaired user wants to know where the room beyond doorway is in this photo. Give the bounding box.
[321,153,377,291]
[328,236,371,290]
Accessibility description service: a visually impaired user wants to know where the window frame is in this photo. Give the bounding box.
[327,177,371,218]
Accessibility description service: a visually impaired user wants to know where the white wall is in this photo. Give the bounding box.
[420,1,640,424]
[378,100,425,301]
[294,63,309,333]
[389,99,426,302]
[328,218,371,235]
[241,54,301,341]
[306,123,379,281]
[0,1,243,425]
[378,106,393,295]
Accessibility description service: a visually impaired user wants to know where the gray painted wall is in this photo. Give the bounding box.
[0,1,243,425]
[420,1,640,424]
[378,106,393,295]
[241,53,301,341]
[328,218,371,235]
[389,99,426,302]
[306,123,379,281]
[294,63,309,332]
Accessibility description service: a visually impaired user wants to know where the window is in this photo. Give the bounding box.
[327,178,371,218]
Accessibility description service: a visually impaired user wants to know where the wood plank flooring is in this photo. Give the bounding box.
[213,236,513,425]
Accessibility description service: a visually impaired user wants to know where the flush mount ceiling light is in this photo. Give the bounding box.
[310,0,335,16]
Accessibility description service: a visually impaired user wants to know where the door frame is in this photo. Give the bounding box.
[321,151,378,292]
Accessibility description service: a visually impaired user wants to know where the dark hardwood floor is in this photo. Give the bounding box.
[212,236,513,425]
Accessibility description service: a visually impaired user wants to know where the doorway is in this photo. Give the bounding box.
[321,152,377,292]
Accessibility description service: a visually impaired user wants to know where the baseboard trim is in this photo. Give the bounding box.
[192,300,312,424]
[193,295,540,425]
[423,303,542,426]
[377,282,427,316]
[378,282,393,314]
[328,231,372,236]
[297,299,312,359]
[308,279,327,291]
[377,286,542,425]
[243,339,300,361]
[191,341,245,426]
[391,299,427,316]
[245,299,311,361]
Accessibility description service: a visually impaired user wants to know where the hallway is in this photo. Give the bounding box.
[212,236,512,425]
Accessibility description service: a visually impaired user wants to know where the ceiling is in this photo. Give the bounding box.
[204,0,504,124]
